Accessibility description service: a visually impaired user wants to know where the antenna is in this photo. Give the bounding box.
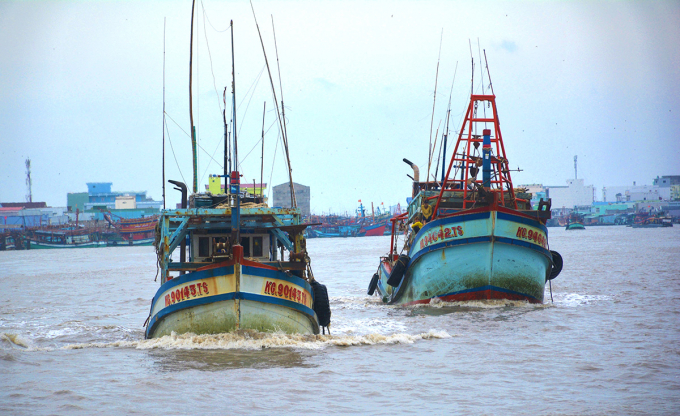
[25,158,32,203]
[574,155,578,180]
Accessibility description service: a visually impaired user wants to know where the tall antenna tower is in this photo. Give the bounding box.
[25,158,33,203]
[574,155,578,180]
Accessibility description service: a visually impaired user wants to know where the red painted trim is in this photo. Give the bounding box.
[437,203,542,223]
[196,244,279,271]
[402,289,541,305]
[196,257,280,271]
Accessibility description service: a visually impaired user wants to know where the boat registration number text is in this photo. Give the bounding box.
[515,226,547,248]
[419,225,464,250]
[164,282,210,307]
[262,280,311,308]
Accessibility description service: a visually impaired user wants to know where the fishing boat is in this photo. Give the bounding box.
[565,212,586,230]
[359,220,388,237]
[367,90,562,305]
[630,213,673,228]
[103,213,158,246]
[28,228,105,249]
[144,15,330,339]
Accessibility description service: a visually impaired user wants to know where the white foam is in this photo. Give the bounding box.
[331,317,409,335]
[556,293,612,307]
[330,295,390,310]
[1,333,31,348]
[58,329,453,351]
[414,298,550,309]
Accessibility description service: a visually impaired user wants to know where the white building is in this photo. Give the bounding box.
[603,184,670,202]
[546,179,595,209]
[115,195,137,209]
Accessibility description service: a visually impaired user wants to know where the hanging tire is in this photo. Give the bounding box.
[547,250,563,281]
[367,273,379,295]
[387,255,410,287]
[310,280,331,328]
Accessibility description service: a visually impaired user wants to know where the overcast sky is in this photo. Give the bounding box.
[1,0,678,214]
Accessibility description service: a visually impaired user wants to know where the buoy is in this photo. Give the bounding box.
[310,280,331,328]
[387,255,410,287]
[547,250,563,281]
[367,273,379,295]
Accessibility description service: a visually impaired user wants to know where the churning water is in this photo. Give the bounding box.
[1,226,679,415]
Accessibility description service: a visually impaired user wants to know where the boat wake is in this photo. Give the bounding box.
[1,332,31,349]
[5,329,452,352]
[417,298,553,309]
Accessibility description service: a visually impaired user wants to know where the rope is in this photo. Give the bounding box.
[164,119,187,186]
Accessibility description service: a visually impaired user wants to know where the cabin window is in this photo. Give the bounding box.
[240,237,251,257]
[252,236,263,257]
[198,237,210,258]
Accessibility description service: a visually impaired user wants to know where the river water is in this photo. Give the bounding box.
[1,226,679,415]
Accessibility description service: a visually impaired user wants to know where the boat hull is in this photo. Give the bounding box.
[106,237,154,246]
[566,223,585,230]
[375,208,552,305]
[146,261,319,338]
[29,240,106,249]
[362,222,387,237]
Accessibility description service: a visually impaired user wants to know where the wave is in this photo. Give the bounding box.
[1,333,31,348]
[555,293,612,307]
[416,297,552,309]
[56,329,452,351]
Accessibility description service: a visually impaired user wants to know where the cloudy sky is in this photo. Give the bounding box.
[1,0,678,214]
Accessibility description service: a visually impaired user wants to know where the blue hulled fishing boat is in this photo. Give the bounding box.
[145,14,330,338]
[145,190,328,338]
[565,212,586,230]
[368,91,562,305]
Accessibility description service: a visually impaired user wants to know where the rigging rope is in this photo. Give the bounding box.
[200,0,230,32]
[164,118,188,186]
[166,111,224,172]
[238,118,277,168]
[201,3,223,114]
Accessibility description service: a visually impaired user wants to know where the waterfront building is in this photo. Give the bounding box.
[546,179,595,209]
[81,182,162,211]
[602,176,677,203]
[272,182,310,216]
[204,175,267,198]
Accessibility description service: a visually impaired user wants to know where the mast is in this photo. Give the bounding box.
[230,20,240,244]
[222,87,231,176]
[250,4,296,208]
[231,21,238,172]
[441,62,458,183]
[189,0,198,194]
[427,30,443,185]
[261,101,266,199]
[162,17,166,209]
[271,16,296,208]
